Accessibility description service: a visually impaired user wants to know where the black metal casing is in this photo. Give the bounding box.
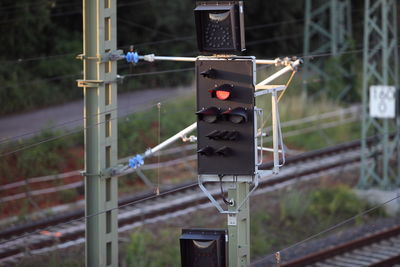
[194,1,245,53]
[180,228,227,267]
[196,57,255,175]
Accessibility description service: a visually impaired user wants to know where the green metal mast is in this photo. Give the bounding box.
[303,0,353,100]
[228,182,250,266]
[359,0,399,189]
[79,0,119,266]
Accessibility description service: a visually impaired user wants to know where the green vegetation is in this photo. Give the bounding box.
[0,91,359,185]
[12,185,385,267]
[256,79,362,150]
[0,95,194,179]
[120,186,386,265]
[251,185,386,258]
[118,95,195,158]
[0,128,82,182]
[124,228,181,267]
[18,247,85,267]
[1,0,367,115]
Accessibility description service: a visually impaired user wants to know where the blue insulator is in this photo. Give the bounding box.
[126,51,139,64]
[129,154,144,169]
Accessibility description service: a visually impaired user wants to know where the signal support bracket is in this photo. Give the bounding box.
[198,173,262,214]
[254,85,286,97]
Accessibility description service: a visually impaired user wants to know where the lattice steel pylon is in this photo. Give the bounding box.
[359,0,400,189]
[303,0,353,100]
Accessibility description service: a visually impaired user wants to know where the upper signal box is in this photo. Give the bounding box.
[194,1,246,53]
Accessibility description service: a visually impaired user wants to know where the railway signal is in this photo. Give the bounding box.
[195,57,256,176]
[180,229,227,267]
[194,1,245,53]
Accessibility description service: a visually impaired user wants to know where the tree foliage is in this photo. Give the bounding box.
[0,0,364,115]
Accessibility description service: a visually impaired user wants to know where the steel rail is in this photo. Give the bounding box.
[0,137,391,262]
[281,225,400,267]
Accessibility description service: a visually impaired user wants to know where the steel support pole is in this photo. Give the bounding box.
[359,0,370,189]
[272,91,280,174]
[302,0,352,99]
[228,182,250,267]
[82,0,118,266]
[382,1,389,188]
[360,0,399,189]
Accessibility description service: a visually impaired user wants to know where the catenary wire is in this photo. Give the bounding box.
[0,182,197,246]
[118,18,177,38]
[0,44,378,154]
[0,0,153,24]
[0,67,195,145]
[0,39,400,153]
[0,0,78,13]
[0,65,197,145]
[0,4,367,63]
[2,179,400,252]
[251,194,400,266]
[0,69,196,157]
[0,31,307,145]
[0,106,117,145]
[0,32,306,92]
[1,18,304,63]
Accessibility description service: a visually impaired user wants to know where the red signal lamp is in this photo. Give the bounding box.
[216,90,231,100]
[208,84,233,100]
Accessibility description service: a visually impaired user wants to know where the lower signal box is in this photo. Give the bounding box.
[180,228,227,267]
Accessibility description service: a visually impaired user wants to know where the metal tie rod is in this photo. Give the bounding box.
[139,54,280,65]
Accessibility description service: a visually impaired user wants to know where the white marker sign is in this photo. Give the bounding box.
[227,214,237,226]
[369,85,396,118]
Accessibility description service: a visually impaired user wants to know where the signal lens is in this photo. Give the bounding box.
[209,84,233,100]
[222,107,248,124]
[196,106,220,123]
[216,90,231,100]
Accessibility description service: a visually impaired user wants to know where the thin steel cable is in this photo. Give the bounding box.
[246,19,305,30]
[0,18,291,63]
[156,102,161,195]
[0,67,195,146]
[3,181,400,251]
[122,67,194,78]
[118,18,176,38]
[0,61,178,144]
[1,73,80,91]
[0,7,367,63]
[277,70,297,102]
[0,182,197,245]
[3,43,395,154]
[1,106,357,194]
[0,53,77,64]
[1,18,304,63]
[258,69,298,132]
[251,194,400,266]
[0,106,117,145]
[0,87,196,157]
[0,0,153,24]
[0,1,78,13]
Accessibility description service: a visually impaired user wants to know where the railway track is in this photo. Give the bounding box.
[0,105,360,205]
[282,225,400,267]
[0,137,385,264]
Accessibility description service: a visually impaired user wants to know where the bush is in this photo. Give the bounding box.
[124,228,181,267]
